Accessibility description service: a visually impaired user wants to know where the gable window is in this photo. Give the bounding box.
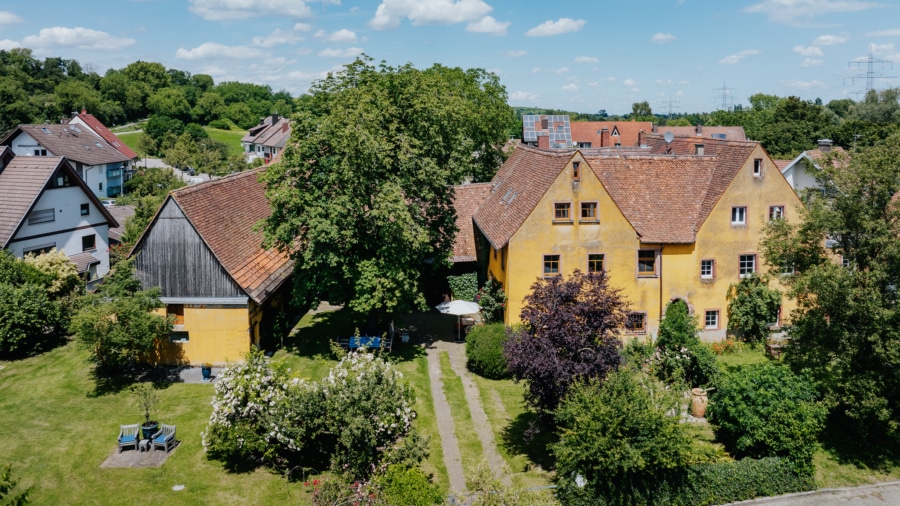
[543,254,560,277]
[33,149,47,156]
[572,161,580,179]
[588,253,604,273]
[769,205,784,221]
[731,206,747,226]
[638,249,657,277]
[700,259,715,279]
[580,202,598,221]
[625,312,647,334]
[99,182,103,191]
[739,254,757,278]
[82,234,96,252]
[554,202,571,221]
[705,310,720,329]
[80,203,89,216]
[28,208,55,225]
[753,158,763,177]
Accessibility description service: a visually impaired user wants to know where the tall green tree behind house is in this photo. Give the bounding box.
[261,56,515,316]
[761,132,900,443]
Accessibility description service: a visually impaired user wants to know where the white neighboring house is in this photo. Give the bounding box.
[1,123,130,199]
[241,114,291,163]
[781,139,845,193]
[0,154,119,280]
[66,109,139,183]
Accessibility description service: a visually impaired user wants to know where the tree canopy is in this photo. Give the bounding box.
[261,56,515,316]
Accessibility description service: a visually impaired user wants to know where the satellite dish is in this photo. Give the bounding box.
[664,131,674,144]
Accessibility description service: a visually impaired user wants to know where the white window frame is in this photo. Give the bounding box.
[731,206,747,226]
[700,259,715,280]
[705,310,719,329]
[739,254,756,278]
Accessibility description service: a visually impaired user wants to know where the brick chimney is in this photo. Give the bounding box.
[652,124,658,133]
[696,124,702,135]
[817,139,833,153]
[538,135,550,150]
[695,143,705,156]
[600,128,610,147]
[282,122,289,133]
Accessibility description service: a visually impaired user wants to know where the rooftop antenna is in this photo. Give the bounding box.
[664,131,674,154]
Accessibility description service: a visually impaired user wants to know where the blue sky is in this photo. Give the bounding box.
[1,0,899,115]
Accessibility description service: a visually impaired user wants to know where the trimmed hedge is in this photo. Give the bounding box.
[465,324,510,379]
[556,457,814,506]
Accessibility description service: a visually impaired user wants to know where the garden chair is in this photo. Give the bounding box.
[118,424,139,453]
[381,337,393,353]
[151,423,177,452]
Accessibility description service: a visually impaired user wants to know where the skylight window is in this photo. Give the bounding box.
[41,127,51,134]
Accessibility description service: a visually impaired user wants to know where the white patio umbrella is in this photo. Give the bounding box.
[436,300,481,342]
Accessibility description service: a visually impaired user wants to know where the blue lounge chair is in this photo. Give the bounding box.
[118,424,139,453]
[151,423,176,452]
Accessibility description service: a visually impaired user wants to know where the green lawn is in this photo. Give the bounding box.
[205,127,245,156]
[116,131,144,157]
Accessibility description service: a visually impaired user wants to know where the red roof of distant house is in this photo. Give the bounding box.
[570,121,653,147]
[73,110,139,159]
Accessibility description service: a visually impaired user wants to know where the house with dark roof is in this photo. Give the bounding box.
[241,114,291,164]
[66,109,139,183]
[470,137,802,339]
[1,123,130,198]
[0,155,119,280]
[129,168,294,365]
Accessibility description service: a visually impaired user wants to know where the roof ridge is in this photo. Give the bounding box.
[172,168,265,198]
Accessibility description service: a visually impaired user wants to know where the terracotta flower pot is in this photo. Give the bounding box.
[691,388,709,418]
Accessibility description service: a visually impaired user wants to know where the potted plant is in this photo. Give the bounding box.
[132,383,159,440]
[201,362,213,381]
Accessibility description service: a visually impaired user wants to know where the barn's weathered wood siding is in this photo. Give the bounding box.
[134,198,245,298]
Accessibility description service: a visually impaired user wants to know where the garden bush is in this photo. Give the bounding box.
[465,324,510,379]
[447,272,478,302]
[650,300,719,388]
[707,363,826,468]
[207,119,232,130]
[375,464,442,505]
[475,279,507,324]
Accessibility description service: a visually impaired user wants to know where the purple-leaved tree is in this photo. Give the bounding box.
[503,270,628,415]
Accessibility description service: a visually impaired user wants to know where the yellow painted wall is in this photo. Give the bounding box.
[153,305,250,365]
[496,147,803,341]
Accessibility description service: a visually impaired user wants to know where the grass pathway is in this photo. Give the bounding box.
[426,346,467,493]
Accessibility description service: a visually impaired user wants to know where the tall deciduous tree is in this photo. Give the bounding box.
[503,270,627,415]
[261,56,515,316]
[761,132,900,442]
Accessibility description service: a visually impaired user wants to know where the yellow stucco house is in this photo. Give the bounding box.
[130,168,293,365]
[469,136,802,340]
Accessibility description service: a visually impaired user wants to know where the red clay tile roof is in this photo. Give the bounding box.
[1,124,130,166]
[71,110,139,159]
[473,144,574,250]
[570,121,653,147]
[774,159,791,171]
[452,182,493,262]
[167,168,293,304]
[660,125,747,141]
[0,156,118,247]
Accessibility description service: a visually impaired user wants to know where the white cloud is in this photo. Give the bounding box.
[505,50,527,57]
[793,45,823,56]
[719,49,761,64]
[801,58,825,66]
[531,67,542,74]
[586,81,599,87]
[509,91,538,102]
[369,0,492,30]
[783,79,825,90]
[176,42,262,59]
[318,47,364,57]
[466,15,509,35]
[297,47,313,55]
[0,39,20,50]
[315,28,358,42]
[552,67,570,74]
[22,27,135,51]
[867,28,900,37]
[623,79,640,87]
[743,0,881,25]
[562,83,579,92]
[869,42,900,61]
[189,0,312,20]
[574,56,598,63]
[0,11,23,25]
[525,18,585,37]
[294,22,312,32]
[813,34,848,45]
[650,32,676,44]
[252,29,304,47]
[603,76,616,82]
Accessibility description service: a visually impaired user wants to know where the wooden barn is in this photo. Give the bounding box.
[130,168,294,365]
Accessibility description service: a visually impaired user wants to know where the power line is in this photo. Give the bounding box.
[711,81,735,111]
[658,95,680,119]
[844,44,895,99]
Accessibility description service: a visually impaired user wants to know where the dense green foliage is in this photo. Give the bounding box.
[375,465,443,506]
[762,132,900,442]
[652,300,719,388]
[465,324,510,379]
[726,275,782,344]
[261,56,515,316]
[0,464,31,506]
[69,260,171,372]
[447,272,478,302]
[553,371,693,506]
[475,279,507,324]
[708,364,825,468]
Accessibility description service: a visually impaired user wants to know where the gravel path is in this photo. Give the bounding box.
[427,346,467,493]
[440,340,512,487]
